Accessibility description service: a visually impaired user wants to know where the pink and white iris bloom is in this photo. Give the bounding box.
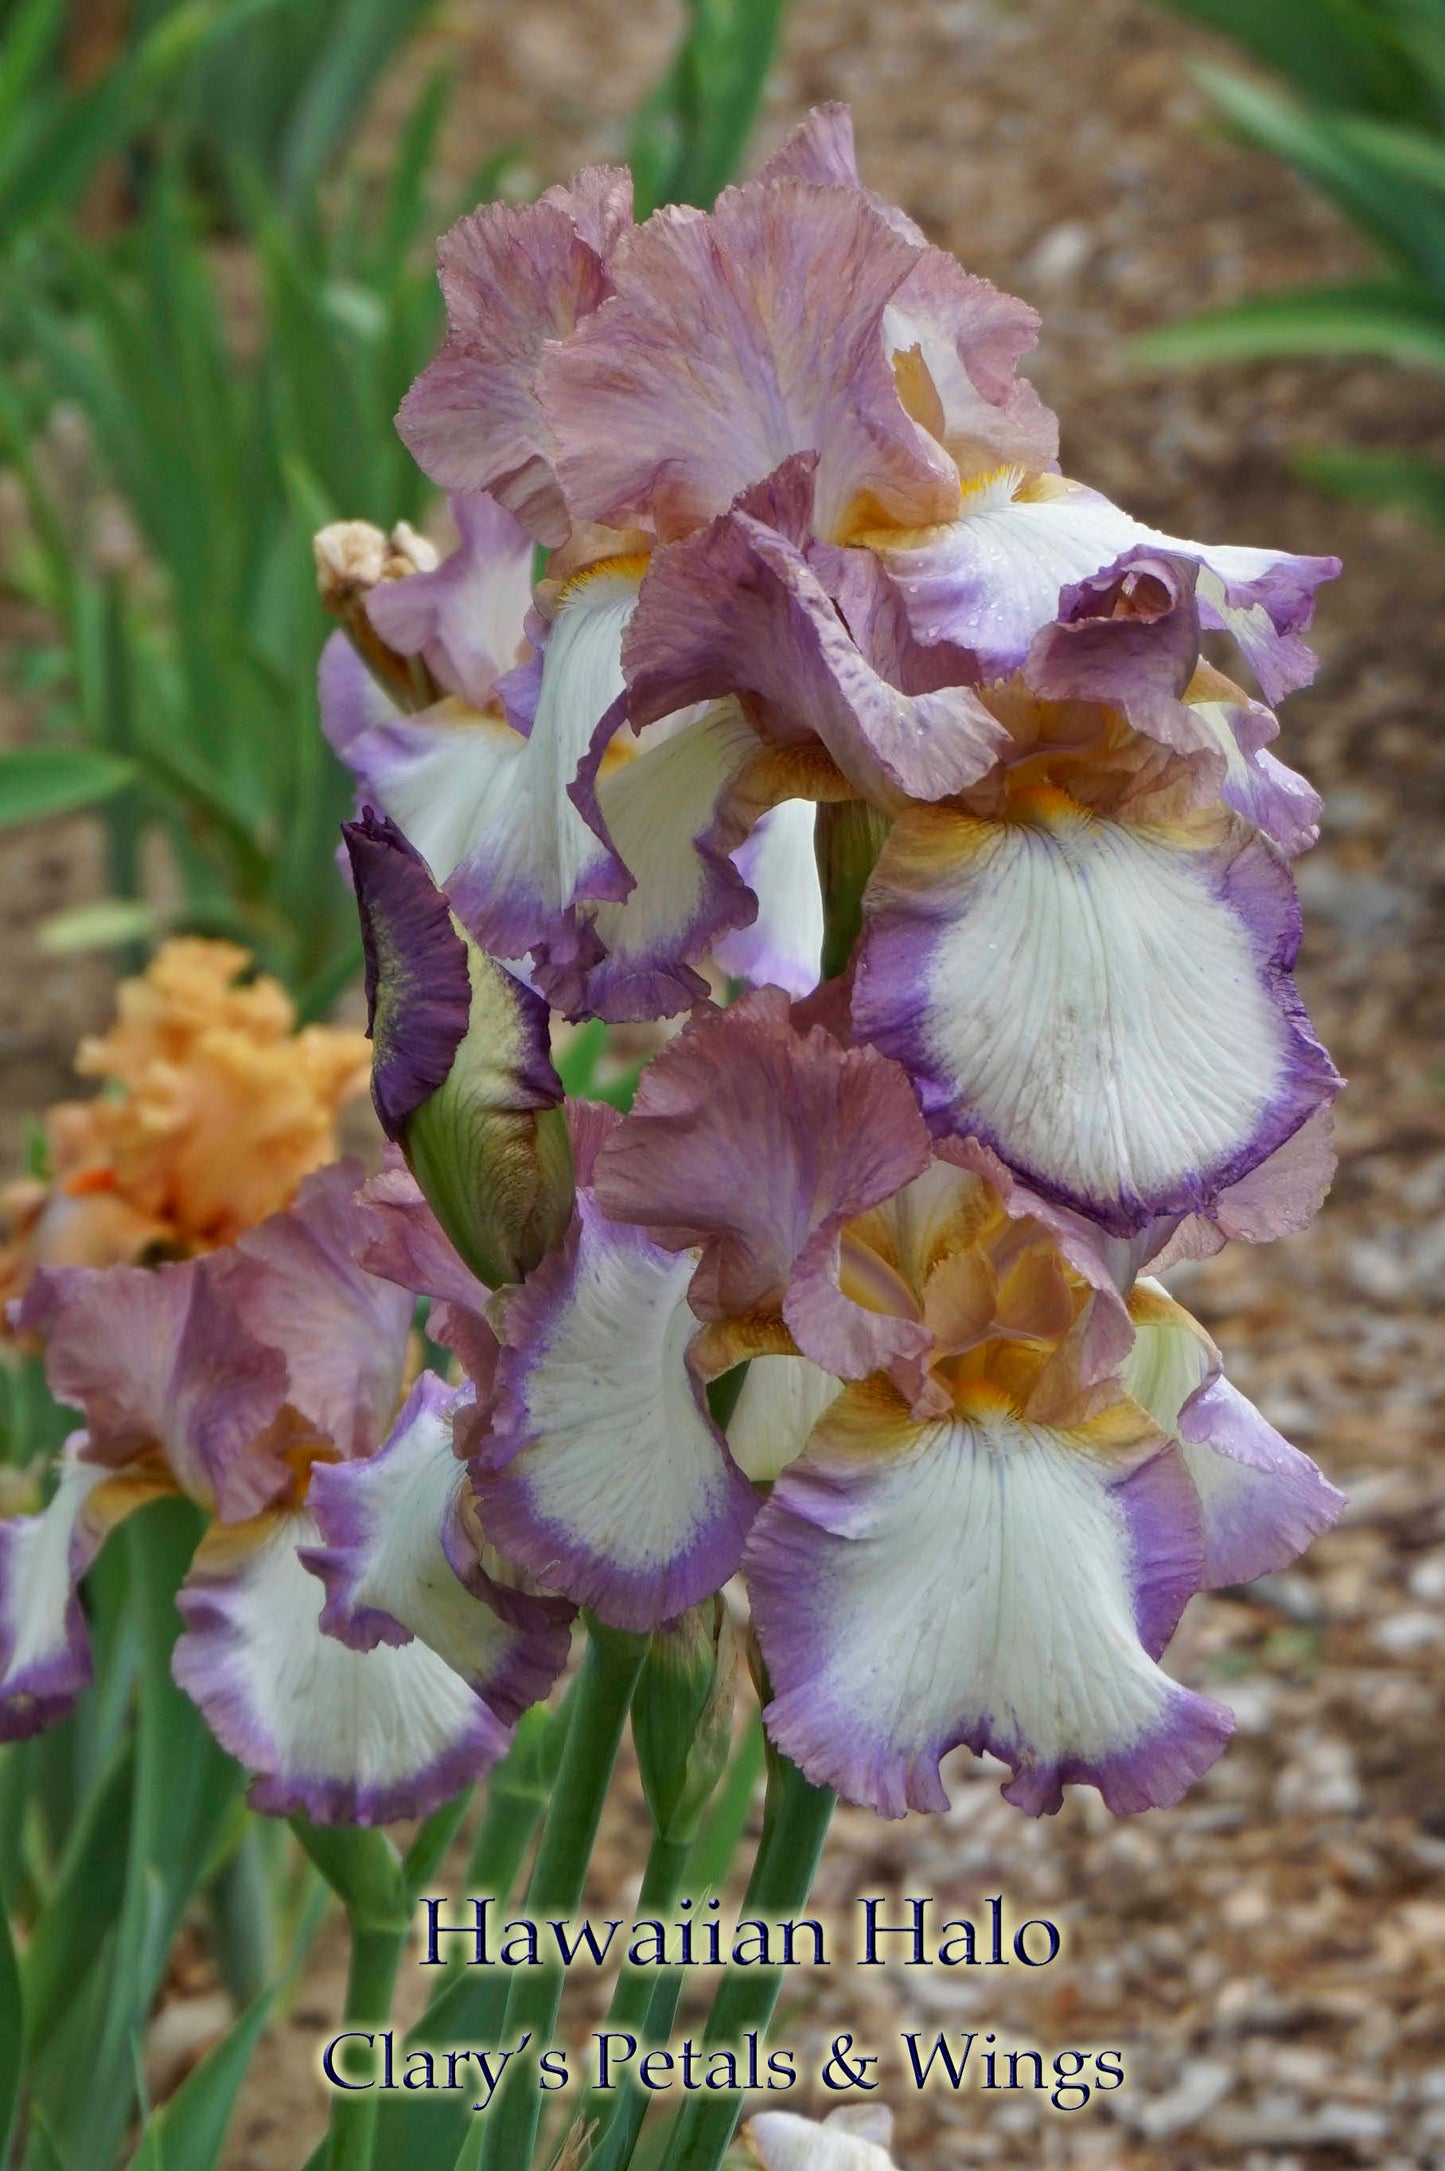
[320,491,826,1019]
[316,994,1342,1821]
[360,103,1339,1232]
[0,1162,571,1821]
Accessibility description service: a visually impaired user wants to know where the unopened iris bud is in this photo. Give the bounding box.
[632,1595,738,1845]
[314,519,441,711]
[344,809,573,1289]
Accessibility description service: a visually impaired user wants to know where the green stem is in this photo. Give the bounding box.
[588,1720,766,2171]
[327,1921,410,2171]
[357,1699,573,2171]
[656,1754,835,2171]
[465,1622,650,2171]
[814,801,890,982]
[578,1830,692,2141]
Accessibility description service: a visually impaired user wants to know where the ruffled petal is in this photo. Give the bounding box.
[747,1376,1230,1818]
[477,1194,758,1630]
[305,1372,571,1715]
[219,1162,413,1461]
[1184,661,1322,857]
[17,1259,289,1518]
[365,493,533,710]
[398,178,631,545]
[757,105,871,192]
[0,1439,174,1739]
[443,562,641,957]
[173,1504,513,1822]
[540,697,775,1021]
[350,1149,496,1381]
[591,988,934,1374]
[624,467,1007,805]
[714,800,824,999]
[725,1353,841,1484]
[884,248,1058,479]
[869,473,1340,701]
[1125,1285,1345,1587]
[855,793,1341,1235]
[541,180,962,543]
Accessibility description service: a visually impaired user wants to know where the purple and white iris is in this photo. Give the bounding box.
[0,104,1345,1827]
[0,1163,571,1822]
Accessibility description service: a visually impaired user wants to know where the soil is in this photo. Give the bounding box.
[4,0,1445,2166]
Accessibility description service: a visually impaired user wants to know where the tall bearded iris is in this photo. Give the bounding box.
[320,102,1340,1244]
[0,942,575,1821]
[287,99,1346,1834]
[307,925,1342,1818]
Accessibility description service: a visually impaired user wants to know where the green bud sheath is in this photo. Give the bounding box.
[344,809,575,1291]
[633,1598,739,1846]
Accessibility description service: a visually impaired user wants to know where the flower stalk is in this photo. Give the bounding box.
[467,1620,651,2171]
[658,1746,836,2171]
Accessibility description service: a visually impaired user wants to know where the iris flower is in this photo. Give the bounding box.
[0,1164,571,1819]
[308,860,1343,1821]
[340,103,1340,1236]
[0,939,368,1316]
[741,2106,900,2169]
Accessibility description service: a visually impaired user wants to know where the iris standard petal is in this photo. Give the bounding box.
[16,1258,290,1519]
[398,176,631,544]
[365,492,533,712]
[590,988,934,1370]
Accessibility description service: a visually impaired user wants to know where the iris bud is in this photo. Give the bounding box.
[344,809,573,1289]
[632,1594,738,1846]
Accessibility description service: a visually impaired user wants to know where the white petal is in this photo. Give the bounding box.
[0,1441,168,1736]
[715,798,824,998]
[744,2105,897,2170]
[576,697,766,1014]
[448,564,639,940]
[726,1353,842,1483]
[482,1196,758,1627]
[306,1373,570,1716]
[858,796,1330,1229]
[357,706,525,887]
[174,1507,510,1822]
[750,1379,1227,1816]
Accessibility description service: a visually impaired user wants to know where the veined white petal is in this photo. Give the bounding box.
[749,1379,1227,1817]
[482,1196,758,1628]
[857,795,1335,1231]
[174,1507,510,1822]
